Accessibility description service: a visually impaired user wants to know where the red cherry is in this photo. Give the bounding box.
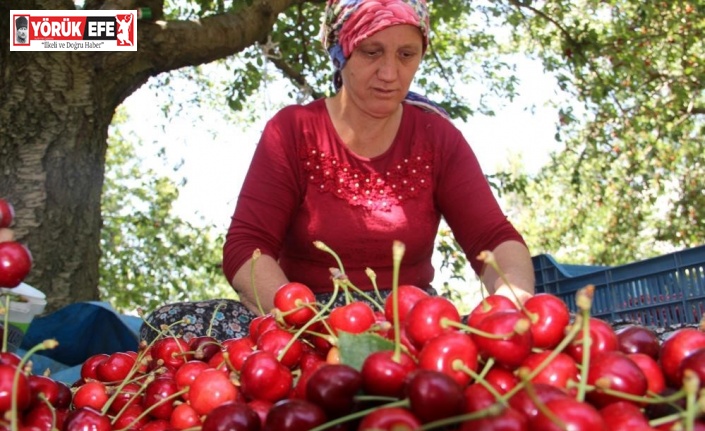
[188,335,221,361]
[466,294,517,328]
[405,369,465,423]
[262,398,327,431]
[523,293,571,350]
[383,284,430,322]
[357,406,422,430]
[659,328,705,388]
[257,326,304,369]
[472,308,533,369]
[520,350,579,390]
[566,317,618,363]
[0,199,15,228]
[508,382,571,421]
[0,363,31,412]
[108,382,142,415]
[200,400,261,431]
[96,351,137,382]
[63,407,112,431]
[599,401,655,431]
[417,331,478,387]
[139,419,171,431]
[404,296,461,350]
[483,366,519,395]
[239,350,293,403]
[151,337,192,371]
[463,382,498,413]
[173,360,210,399]
[586,351,648,408]
[189,368,240,416]
[0,241,33,288]
[27,374,60,408]
[628,352,666,396]
[72,380,109,411]
[23,402,69,431]
[169,402,202,430]
[305,363,362,418]
[616,324,661,360]
[248,314,278,343]
[221,337,256,371]
[143,376,179,420]
[360,350,417,398]
[80,353,109,381]
[460,405,529,431]
[0,351,22,366]
[273,282,318,327]
[328,301,377,335]
[113,403,149,431]
[529,397,608,431]
[679,347,705,390]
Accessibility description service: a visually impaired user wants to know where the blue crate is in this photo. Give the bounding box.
[532,245,705,326]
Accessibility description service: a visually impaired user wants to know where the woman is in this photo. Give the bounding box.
[141,0,535,342]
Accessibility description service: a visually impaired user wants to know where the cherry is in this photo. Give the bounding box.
[27,374,60,408]
[248,399,273,427]
[96,351,137,382]
[189,368,240,416]
[360,350,417,398]
[566,317,618,363]
[328,301,377,335]
[72,380,109,411]
[221,337,256,371]
[189,335,221,361]
[598,401,656,431]
[404,296,461,350]
[417,331,478,387]
[472,308,533,369]
[0,241,33,288]
[508,382,571,421]
[139,419,171,431]
[0,351,22,366]
[306,363,362,418]
[151,336,192,371]
[108,382,142,415]
[463,382,498,413]
[483,366,519,395]
[586,350,648,408]
[23,402,69,431]
[529,397,608,431]
[616,324,661,360]
[273,281,318,328]
[113,403,149,431]
[249,314,278,343]
[466,294,517,328]
[0,199,15,228]
[257,326,304,369]
[679,347,705,389]
[143,376,179,420]
[659,327,705,388]
[523,293,571,350]
[54,379,73,409]
[0,363,30,412]
[200,400,261,431]
[405,369,465,423]
[460,405,529,431]
[519,350,579,390]
[383,284,430,322]
[628,352,666,395]
[262,398,327,431]
[239,350,293,403]
[170,402,202,430]
[357,406,422,430]
[63,407,112,431]
[80,353,109,381]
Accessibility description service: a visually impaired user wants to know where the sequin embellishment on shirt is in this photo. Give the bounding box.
[301,147,433,211]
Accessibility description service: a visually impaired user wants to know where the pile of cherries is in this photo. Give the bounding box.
[1,233,705,430]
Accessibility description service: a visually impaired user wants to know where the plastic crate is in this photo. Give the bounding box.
[532,245,705,327]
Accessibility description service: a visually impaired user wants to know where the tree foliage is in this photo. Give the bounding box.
[100,109,234,314]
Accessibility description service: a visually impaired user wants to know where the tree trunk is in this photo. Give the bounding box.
[0,0,299,313]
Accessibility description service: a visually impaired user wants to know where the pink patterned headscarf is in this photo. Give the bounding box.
[320,0,449,118]
[321,0,430,78]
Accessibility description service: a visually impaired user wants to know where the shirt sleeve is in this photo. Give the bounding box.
[222,110,303,284]
[433,124,527,276]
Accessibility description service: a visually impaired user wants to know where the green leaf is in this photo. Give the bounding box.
[337,331,394,371]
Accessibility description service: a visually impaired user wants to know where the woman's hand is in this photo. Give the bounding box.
[494,284,533,306]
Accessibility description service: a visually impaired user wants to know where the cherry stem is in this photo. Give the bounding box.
[249,249,265,315]
[365,267,385,304]
[420,403,506,430]
[576,285,595,403]
[339,278,383,312]
[308,398,410,431]
[314,241,346,277]
[206,301,228,337]
[11,339,59,431]
[682,370,699,431]
[456,362,506,404]
[115,387,190,431]
[477,250,530,316]
[391,240,404,362]
[517,367,569,431]
[1,293,10,352]
[443,318,521,340]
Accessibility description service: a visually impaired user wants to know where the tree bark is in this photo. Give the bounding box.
[0,0,301,312]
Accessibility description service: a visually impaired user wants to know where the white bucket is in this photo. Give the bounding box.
[0,283,47,352]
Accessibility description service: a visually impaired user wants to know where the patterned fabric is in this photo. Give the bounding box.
[139,287,437,343]
[300,146,433,211]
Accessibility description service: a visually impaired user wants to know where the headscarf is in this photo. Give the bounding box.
[320,0,449,118]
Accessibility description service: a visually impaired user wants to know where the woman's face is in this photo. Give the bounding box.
[340,24,424,119]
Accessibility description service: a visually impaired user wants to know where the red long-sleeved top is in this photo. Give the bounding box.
[223,99,526,293]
